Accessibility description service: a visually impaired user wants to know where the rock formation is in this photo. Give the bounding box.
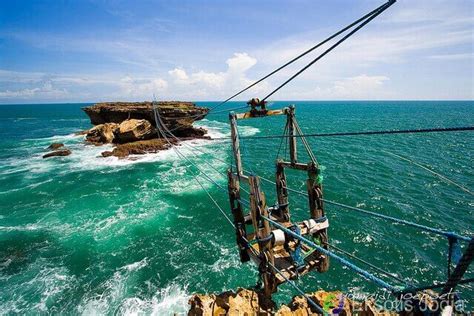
[43,143,72,159]
[188,288,391,315]
[81,101,209,157]
[43,149,72,159]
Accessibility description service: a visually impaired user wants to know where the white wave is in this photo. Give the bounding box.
[78,259,189,316]
[25,133,84,142]
[210,256,239,274]
[117,283,189,316]
[122,258,148,272]
[177,215,193,219]
[0,119,253,181]
[0,224,42,232]
[0,263,76,314]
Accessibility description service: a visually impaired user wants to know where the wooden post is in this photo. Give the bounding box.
[249,175,276,297]
[287,105,297,165]
[228,170,250,262]
[229,112,243,176]
[306,162,330,272]
[275,160,289,221]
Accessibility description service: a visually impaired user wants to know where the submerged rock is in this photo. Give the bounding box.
[47,143,64,150]
[43,149,71,159]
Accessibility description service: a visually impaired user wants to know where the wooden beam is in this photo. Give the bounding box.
[229,113,243,176]
[287,106,297,164]
[227,169,250,262]
[235,109,286,120]
[249,176,277,297]
[275,161,289,221]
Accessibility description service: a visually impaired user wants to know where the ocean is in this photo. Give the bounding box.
[0,101,472,314]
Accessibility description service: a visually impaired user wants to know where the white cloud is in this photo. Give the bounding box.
[163,52,267,99]
[331,74,390,98]
[226,53,257,73]
[168,68,189,81]
[279,74,391,100]
[428,53,473,61]
[0,81,67,99]
[119,76,168,98]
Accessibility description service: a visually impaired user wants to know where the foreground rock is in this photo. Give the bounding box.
[43,149,71,159]
[86,123,118,144]
[81,101,209,157]
[188,288,393,315]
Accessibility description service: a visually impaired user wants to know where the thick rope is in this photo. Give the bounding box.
[261,0,396,102]
[210,126,474,141]
[384,151,473,195]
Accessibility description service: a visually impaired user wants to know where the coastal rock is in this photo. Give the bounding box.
[188,289,260,316]
[85,123,119,144]
[43,149,71,159]
[100,139,175,158]
[188,289,364,315]
[47,143,64,150]
[81,101,209,157]
[114,119,155,144]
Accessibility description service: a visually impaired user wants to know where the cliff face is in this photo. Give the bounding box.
[82,101,208,134]
[81,101,209,157]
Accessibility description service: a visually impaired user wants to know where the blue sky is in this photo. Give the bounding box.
[0,0,472,103]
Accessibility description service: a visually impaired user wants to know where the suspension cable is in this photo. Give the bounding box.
[261,0,396,102]
[157,0,397,123]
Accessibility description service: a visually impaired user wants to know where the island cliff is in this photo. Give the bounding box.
[80,101,209,158]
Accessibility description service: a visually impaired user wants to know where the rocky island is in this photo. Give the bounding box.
[81,101,209,158]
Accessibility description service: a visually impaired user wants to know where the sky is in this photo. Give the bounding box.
[0,0,473,104]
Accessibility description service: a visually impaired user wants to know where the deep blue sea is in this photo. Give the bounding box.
[0,101,472,314]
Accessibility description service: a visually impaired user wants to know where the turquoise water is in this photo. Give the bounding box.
[0,101,472,314]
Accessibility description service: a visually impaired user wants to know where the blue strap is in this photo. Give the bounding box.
[290,225,305,269]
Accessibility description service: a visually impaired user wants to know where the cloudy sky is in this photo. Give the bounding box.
[0,0,472,103]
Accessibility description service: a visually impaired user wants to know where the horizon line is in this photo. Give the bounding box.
[1,99,473,106]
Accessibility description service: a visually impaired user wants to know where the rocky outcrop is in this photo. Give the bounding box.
[188,288,389,315]
[86,123,119,144]
[81,101,209,158]
[43,149,72,159]
[82,101,208,134]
